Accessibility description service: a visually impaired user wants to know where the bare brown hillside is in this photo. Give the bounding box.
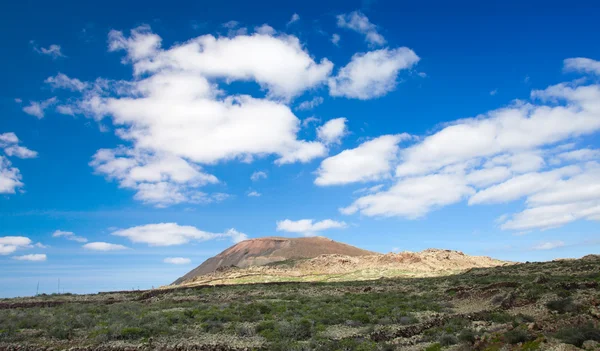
[173,236,377,284]
[173,237,512,287]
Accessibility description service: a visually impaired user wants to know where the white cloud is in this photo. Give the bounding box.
[0,156,23,194]
[164,257,191,264]
[112,223,248,246]
[353,184,384,194]
[341,173,475,218]
[0,133,36,194]
[32,42,65,58]
[276,219,347,236]
[0,236,32,255]
[302,116,321,128]
[250,171,267,181]
[247,190,261,197]
[564,57,600,75]
[316,134,409,186]
[0,132,37,159]
[331,34,341,46]
[12,254,47,262]
[83,242,128,251]
[317,118,347,145]
[226,228,249,243]
[328,48,419,99]
[90,148,219,207]
[287,13,300,26]
[54,26,339,205]
[336,11,385,46]
[109,25,333,99]
[296,96,324,111]
[342,66,600,229]
[490,89,498,96]
[556,148,600,162]
[532,241,565,250]
[222,21,240,29]
[469,166,581,205]
[45,73,88,91]
[254,24,275,36]
[52,230,88,243]
[22,97,57,118]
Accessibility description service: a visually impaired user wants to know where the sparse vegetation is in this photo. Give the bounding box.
[0,254,598,350]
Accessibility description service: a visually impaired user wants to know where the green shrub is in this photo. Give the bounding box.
[504,328,533,344]
[458,328,476,344]
[438,333,458,346]
[119,327,147,340]
[522,339,542,351]
[545,297,579,314]
[424,343,442,351]
[201,320,224,333]
[555,323,600,347]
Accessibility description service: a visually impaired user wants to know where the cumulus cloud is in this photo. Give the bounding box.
[328,48,419,99]
[30,23,419,206]
[83,242,128,251]
[336,11,385,46]
[22,97,57,118]
[532,241,565,250]
[317,118,347,145]
[250,171,267,181]
[0,157,23,194]
[164,257,191,264]
[247,190,261,197]
[112,223,248,246]
[45,25,349,205]
[12,254,47,262]
[276,219,347,236]
[0,133,37,194]
[563,57,600,75]
[90,148,219,207]
[52,230,88,243]
[316,134,410,186]
[341,59,600,230]
[0,236,32,255]
[108,25,333,99]
[0,132,37,159]
[296,96,324,111]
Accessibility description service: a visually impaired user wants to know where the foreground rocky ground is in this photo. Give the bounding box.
[0,255,599,350]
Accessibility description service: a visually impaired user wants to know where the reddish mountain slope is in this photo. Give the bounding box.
[173,236,377,284]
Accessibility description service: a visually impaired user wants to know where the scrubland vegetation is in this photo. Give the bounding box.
[0,255,599,350]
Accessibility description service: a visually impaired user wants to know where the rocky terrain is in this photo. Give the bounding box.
[173,238,511,287]
[1,254,599,350]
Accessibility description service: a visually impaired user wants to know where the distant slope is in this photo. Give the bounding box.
[173,236,377,284]
[173,248,512,287]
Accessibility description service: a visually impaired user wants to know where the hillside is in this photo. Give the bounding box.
[173,236,377,284]
[173,237,511,287]
[1,254,599,351]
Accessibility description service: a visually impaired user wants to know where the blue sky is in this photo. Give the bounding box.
[1,0,600,297]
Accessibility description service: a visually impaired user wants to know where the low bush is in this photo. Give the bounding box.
[545,297,580,314]
[555,323,600,347]
[504,328,533,344]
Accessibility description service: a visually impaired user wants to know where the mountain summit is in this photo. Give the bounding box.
[173,236,377,284]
